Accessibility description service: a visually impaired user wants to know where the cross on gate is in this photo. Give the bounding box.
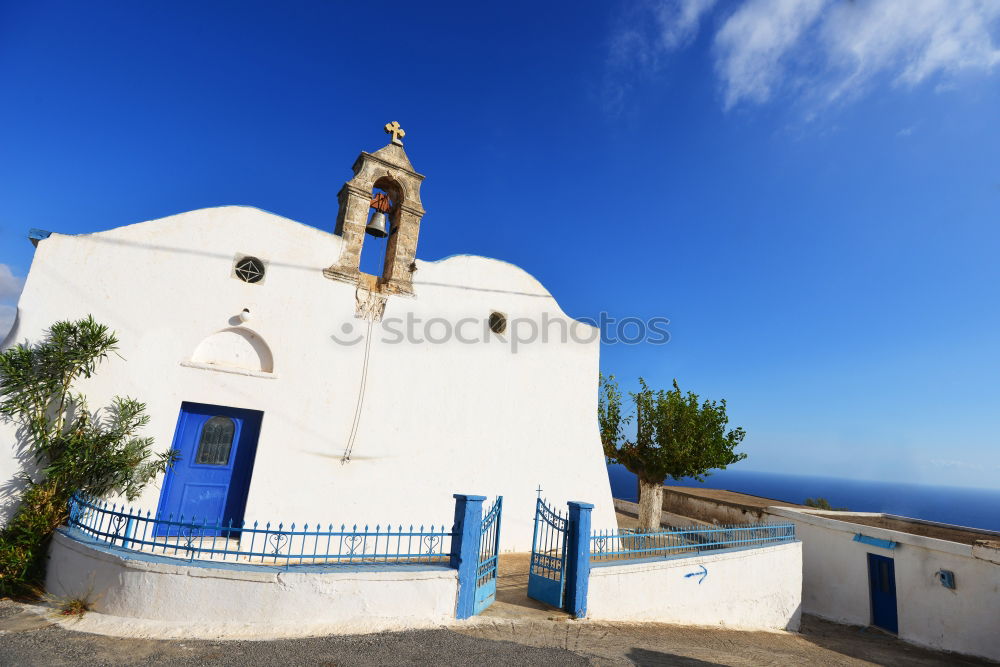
[536,484,543,499]
[384,120,405,144]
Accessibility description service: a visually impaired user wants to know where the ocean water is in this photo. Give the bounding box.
[607,464,1000,532]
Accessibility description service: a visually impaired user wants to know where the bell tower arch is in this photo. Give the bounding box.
[324,121,426,296]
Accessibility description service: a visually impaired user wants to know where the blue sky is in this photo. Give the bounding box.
[1,1,998,488]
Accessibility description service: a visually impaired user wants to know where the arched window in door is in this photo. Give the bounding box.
[195,416,236,466]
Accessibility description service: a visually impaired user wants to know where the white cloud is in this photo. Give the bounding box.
[714,0,828,109]
[0,264,23,301]
[603,0,717,114]
[655,0,718,51]
[610,0,1000,112]
[818,0,1000,104]
[608,0,716,67]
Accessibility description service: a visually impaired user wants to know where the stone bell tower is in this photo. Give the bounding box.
[323,121,426,297]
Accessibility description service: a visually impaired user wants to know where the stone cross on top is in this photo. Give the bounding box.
[384,120,405,145]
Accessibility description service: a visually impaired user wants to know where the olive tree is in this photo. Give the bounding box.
[0,316,175,596]
[599,374,747,532]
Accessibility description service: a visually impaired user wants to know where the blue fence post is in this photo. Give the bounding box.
[450,494,486,620]
[564,501,593,618]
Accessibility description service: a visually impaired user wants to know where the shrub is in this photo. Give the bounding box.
[0,316,176,597]
[804,497,848,511]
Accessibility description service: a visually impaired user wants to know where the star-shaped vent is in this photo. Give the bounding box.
[234,256,265,284]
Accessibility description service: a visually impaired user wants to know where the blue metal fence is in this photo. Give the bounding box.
[67,493,453,567]
[590,523,795,562]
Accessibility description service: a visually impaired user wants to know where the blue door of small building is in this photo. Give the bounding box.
[867,553,898,634]
[156,402,263,535]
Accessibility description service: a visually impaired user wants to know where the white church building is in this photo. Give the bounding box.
[0,125,616,551]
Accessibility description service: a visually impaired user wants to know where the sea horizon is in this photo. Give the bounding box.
[606,464,1000,533]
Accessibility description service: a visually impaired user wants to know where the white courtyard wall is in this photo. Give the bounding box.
[46,529,457,638]
[586,541,802,631]
[0,207,616,550]
[769,508,1000,662]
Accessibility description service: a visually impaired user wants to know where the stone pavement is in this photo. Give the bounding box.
[0,595,991,666]
[3,548,992,666]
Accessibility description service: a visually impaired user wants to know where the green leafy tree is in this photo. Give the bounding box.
[599,374,747,532]
[805,497,848,511]
[0,316,176,596]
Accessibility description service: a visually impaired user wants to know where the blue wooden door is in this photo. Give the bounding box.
[156,402,263,536]
[867,553,898,633]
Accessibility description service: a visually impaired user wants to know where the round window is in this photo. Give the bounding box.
[234,256,265,284]
[489,311,507,334]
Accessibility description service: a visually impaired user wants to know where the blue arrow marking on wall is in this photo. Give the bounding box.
[684,565,708,584]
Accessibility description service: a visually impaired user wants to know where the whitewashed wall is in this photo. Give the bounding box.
[0,207,617,550]
[586,542,803,631]
[769,508,1000,662]
[46,529,459,638]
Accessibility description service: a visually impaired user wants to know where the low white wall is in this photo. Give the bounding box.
[586,542,802,631]
[46,530,459,639]
[769,507,1000,662]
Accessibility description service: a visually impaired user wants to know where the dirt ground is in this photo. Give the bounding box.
[661,486,807,509]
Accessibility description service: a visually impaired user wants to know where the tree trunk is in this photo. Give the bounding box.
[637,479,663,532]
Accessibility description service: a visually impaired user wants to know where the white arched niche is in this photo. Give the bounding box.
[181,328,276,378]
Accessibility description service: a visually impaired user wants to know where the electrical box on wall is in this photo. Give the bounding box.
[937,570,956,589]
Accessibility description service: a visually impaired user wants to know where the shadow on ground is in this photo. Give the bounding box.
[627,647,725,666]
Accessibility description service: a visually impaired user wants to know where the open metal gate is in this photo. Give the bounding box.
[527,497,568,609]
[474,496,503,615]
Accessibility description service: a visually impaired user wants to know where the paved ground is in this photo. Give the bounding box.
[1,550,993,667]
[0,597,992,666]
[0,599,586,666]
[0,510,990,666]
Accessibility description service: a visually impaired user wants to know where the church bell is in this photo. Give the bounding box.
[365,211,388,238]
[365,192,391,238]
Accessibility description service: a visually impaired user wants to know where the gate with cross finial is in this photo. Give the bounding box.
[528,497,569,609]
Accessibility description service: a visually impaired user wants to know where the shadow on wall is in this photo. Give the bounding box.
[0,398,59,525]
[0,306,18,349]
[1,314,43,524]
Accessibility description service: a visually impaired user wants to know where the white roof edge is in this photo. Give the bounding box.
[766,506,976,557]
[63,205,337,241]
[416,253,595,328]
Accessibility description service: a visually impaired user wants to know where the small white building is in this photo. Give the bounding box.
[0,127,616,551]
[655,486,1000,661]
[767,507,1000,662]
